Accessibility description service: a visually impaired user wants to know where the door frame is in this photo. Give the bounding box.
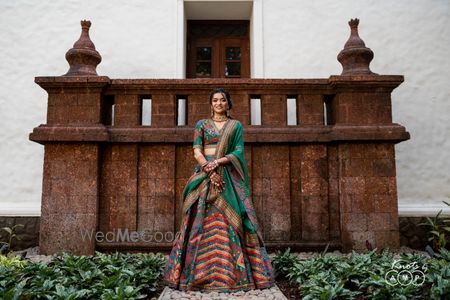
[186,20,250,78]
[176,0,264,78]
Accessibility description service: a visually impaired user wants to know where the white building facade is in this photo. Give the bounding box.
[0,0,449,216]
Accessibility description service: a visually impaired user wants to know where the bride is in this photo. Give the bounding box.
[164,88,275,292]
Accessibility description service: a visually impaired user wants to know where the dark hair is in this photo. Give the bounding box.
[209,87,233,110]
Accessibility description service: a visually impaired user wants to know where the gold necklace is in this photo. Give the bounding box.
[212,115,228,122]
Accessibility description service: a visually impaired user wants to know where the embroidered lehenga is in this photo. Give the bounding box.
[164,118,275,292]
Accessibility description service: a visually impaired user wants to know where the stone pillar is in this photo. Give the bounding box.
[299,145,329,241]
[152,93,176,127]
[31,20,109,255]
[261,94,287,126]
[331,19,406,252]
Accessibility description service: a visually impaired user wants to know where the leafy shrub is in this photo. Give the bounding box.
[0,251,166,300]
[272,247,301,279]
[1,224,24,253]
[0,254,27,268]
[418,200,450,251]
[273,247,450,299]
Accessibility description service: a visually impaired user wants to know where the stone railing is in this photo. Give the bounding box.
[30,19,410,255]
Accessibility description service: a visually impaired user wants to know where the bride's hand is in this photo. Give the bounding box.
[209,172,225,192]
[203,160,219,172]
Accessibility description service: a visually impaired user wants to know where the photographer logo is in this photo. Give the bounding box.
[385,259,426,287]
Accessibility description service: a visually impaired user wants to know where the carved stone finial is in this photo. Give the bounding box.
[64,20,102,76]
[337,18,376,75]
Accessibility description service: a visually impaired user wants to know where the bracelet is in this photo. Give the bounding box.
[214,159,219,167]
[201,161,208,168]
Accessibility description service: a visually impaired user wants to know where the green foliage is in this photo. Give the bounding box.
[273,246,450,299]
[0,251,166,299]
[418,200,450,251]
[1,224,24,253]
[435,247,450,261]
[272,247,301,279]
[0,254,28,268]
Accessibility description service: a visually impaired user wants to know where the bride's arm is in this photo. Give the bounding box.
[193,119,209,170]
[194,148,208,167]
[194,148,225,190]
[216,156,229,165]
[203,156,229,172]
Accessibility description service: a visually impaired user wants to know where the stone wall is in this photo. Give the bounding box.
[0,217,39,251]
[399,217,429,250]
[0,216,434,252]
[29,20,410,255]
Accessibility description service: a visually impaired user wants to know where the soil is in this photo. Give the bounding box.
[275,277,302,299]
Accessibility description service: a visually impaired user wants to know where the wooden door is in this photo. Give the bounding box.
[187,21,250,78]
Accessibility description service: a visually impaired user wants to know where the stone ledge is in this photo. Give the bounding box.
[29,124,410,144]
[1,216,431,252]
[34,76,404,94]
[96,240,342,253]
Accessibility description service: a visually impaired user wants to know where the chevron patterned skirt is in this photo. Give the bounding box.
[164,198,275,292]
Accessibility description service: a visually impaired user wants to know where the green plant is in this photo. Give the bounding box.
[0,224,24,253]
[0,251,166,299]
[435,247,450,262]
[286,252,362,299]
[272,247,301,279]
[273,246,450,299]
[418,200,450,251]
[0,254,27,268]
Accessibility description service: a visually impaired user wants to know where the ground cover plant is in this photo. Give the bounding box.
[1,246,450,299]
[0,252,165,300]
[273,246,450,299]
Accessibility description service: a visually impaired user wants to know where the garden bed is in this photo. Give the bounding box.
[271,246,450,299]
[1,246,449,299]
[0,251,166,299]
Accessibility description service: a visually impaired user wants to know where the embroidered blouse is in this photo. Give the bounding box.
[193,119,228,152]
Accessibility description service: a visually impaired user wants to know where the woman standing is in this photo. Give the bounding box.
[164,88,275,292]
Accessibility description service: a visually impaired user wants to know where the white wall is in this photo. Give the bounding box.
[0,0,178,215]
[0,0,449,216]
[261,0,450,216]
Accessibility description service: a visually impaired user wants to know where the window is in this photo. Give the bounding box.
[141,97,152,126]
[187,21,250,78]
[287,97,297,125]
[177,96,187,126]
[250,96,261,125]
[102,95,115,126]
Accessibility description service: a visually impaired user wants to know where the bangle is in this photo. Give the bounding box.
[201,161,208,168]
[214,159,219,167]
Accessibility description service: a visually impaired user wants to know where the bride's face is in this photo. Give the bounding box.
[211,92,228,115]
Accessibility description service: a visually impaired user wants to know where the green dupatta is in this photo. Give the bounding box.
[181,119,263,246]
